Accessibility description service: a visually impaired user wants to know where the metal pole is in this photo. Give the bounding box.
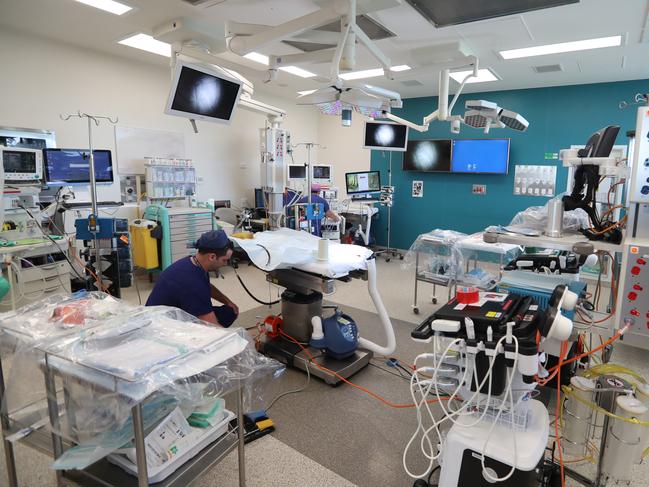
[132,403,149,487]
[0,355,18,487]
[306,144,313,234]
[86,117,102,285]
[44,360,64,486]
[386,152,392,255]
[237,382,246,487]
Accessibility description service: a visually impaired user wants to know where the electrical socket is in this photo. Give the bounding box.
[472,184,487,195]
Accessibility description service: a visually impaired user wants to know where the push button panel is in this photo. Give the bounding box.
[620,245,649,338]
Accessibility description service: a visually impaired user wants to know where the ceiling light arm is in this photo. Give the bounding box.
[349,22,393,79]
[447,62,479,113]
[382,112,429,132]
[270,48,337,68]
[226,3,346,55]
[330,21,353,80]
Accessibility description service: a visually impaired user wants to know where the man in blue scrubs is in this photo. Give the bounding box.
[146,230,239,327]
[285,184,339,237]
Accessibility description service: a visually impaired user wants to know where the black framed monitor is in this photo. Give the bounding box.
[345,170,381,194]
[578,125,620,158]
[312,164,332,183]
[43,149,114,184]
[165,60,243,124]
[403,140,452,172]
[363,121,408,152]
[450,138,510,175]
[287,164,307,181]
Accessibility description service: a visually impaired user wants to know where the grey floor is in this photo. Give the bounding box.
[2,257,648,486]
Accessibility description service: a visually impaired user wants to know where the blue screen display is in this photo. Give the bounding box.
[450,139,510,174]
[43,149,113,184]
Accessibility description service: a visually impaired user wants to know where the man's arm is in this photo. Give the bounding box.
[210,284,239,315]
[325,209,340,222]
[197,311,223,327]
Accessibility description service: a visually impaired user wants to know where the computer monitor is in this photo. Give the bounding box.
[287,164,307,181]
[403,140,452,172]
[363,121,408,152]
[312,164,332,183]
[345,171,381,194]
[450,139,510,175]
[165,60,243,125]
[578,125,620,158]
[43,149,114,184]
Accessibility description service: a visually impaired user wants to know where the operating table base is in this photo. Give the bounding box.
[263,338,372,386]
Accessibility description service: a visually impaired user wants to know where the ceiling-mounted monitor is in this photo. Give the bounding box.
[403,140,452,172]
[450,138,510,174]
[165,61,243,124]
[363,121,408,152]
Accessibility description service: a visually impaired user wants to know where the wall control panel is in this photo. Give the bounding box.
[617,244,649,348]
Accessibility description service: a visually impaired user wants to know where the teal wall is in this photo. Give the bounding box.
[370,78,648,250]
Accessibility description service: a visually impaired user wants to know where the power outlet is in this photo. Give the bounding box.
[472,184,487,195]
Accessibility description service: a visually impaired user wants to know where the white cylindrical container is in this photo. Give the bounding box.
[601,396,647,483]
[563,376,596,456]
[546,198,564,238]
[317,238,329,261]
[634,383,649,464]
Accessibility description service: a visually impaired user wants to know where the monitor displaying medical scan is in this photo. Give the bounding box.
[166,62,243,124]
[345,171,381,194]
[450,139,510,174]
[402,140,452,172]
[363,122,408,152]
[43,149,114,184]
[312,165,331,180]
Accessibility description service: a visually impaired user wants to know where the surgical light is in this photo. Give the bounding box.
[499,35,622,60]
[118,34,171,57]
[75,0,132,15]
[499,109,529,132]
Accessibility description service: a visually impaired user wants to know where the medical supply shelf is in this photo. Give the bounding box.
[143,205,215,269]
[0,351,247,487]
[0,239,72,311]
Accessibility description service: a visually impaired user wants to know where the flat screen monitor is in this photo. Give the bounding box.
[165,61,243,124]
[450,139,510,174]
[403,140,452,172]
[287,165,307,180]
[312,164,332,182]
[254,188,265,209]
[579,125,620,158]
[345,171,381,194]
[363,121,408,152]
[43,149,114,184]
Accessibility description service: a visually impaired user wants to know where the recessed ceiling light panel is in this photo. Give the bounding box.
[75,0,132,15]
[500,35,622,59]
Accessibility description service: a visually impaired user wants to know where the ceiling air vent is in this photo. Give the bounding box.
[533,64,563,73]
[402,80,424,87]
[179,0,227,7]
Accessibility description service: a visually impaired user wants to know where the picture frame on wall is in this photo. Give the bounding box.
[412,180,423,198]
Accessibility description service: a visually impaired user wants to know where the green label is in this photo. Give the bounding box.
[544,152,559,160]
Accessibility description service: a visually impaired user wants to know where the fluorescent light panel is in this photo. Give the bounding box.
[243,52,315,77]
[118,34,171,57]
[75,0,132,15]
[450,68,499,84]
[340,65,411,80]
[297,89,317,96]
[500,35,622,60]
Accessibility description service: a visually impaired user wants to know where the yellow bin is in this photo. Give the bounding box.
[130,219,159,270]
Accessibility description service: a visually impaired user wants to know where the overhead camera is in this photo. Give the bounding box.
[341,108,352,127]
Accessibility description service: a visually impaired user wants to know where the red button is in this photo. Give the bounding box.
[631,309,640,317]
[629,292,638,301]
[638,258,647,265]
[634,284,644,291]
[632,266,642,276]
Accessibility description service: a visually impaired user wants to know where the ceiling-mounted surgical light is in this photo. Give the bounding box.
[499,109,529,132]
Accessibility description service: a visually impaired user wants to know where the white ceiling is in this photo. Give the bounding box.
[2,0,649,100]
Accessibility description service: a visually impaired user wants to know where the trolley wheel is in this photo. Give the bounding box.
[413,307,420,315]
[399,255,404,260]
[386,257,391,262]
[432,298,438,305]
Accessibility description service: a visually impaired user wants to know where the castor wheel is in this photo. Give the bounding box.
[386,257,391,262]
[413,307,420,314]
[399,255,404,260]
[432,298,438,304]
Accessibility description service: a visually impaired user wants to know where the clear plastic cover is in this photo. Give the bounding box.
[0,293,284,471]
[507,194,590,232]
[403,229,468,285]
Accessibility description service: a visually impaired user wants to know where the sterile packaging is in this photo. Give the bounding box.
[507,194,590,233]
[0,293,285,472]
[403,229,467,284]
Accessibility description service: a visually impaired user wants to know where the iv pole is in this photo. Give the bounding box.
[292,142,325,235]
[59,111,118,288]
[375,151,402,261]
